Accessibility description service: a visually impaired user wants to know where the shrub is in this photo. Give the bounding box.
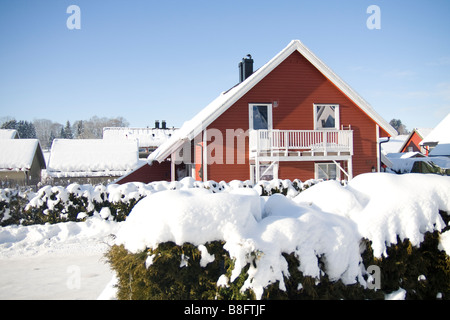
[106,241,385,300]
[361,211,450,300]
[0,188,32,226]
[107,210,450,300]
[105,241,254,300]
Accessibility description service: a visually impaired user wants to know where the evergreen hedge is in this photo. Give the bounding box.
[106,210,450,300]
[0,178,319,226]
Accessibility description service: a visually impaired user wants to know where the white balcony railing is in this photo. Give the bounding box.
[250,129,353,158]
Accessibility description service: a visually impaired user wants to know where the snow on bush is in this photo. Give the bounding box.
[1,177,317,226]
[295,173,450,257]
[114,173,450,299]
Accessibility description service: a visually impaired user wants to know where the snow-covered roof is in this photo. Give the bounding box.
[149,39,397,163]
[0,139,45,171]
[103,127,177,148]
[429,143,450,157]
[47,139,139,177]
[381,135,409,154]
[421,113,450,145]
[0,129,19,139]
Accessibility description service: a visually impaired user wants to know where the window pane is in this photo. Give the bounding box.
[317,163,337,180]
[316,105,336,129]
[253,105,269,130]
[260,165,273,181]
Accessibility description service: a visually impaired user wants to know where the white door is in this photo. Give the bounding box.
[249,104,273,152]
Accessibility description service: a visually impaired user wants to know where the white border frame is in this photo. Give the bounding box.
[249,103,273,131]
[313,104,340,130]
[315,162,340,181]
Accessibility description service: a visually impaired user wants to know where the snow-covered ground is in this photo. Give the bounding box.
[0,217,120,299]
[1,173,449,300]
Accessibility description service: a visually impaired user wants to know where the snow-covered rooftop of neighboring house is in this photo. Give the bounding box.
[47,139,139,177]
[415,127,433,140]
[429,143,450,157]
[381,135,409,154]
[421,113,450,145]
[0,129,19,139]
[0,139,42,171]
[103,127,177,148]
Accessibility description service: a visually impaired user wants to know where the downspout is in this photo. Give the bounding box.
[195,142,203,181]
[378,137,390,172]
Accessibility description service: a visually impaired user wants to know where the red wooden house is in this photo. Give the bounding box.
[118,40,396,184]
[399,128,432,155]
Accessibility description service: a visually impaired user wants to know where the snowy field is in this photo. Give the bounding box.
[0,217,120,300]
[1,172,449,300]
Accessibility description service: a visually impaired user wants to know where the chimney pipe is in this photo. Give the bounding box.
[162,120,166,129]
[155,120,160,129]
[239,54,253,83]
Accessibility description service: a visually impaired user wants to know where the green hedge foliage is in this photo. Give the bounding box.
[106,210,450,300]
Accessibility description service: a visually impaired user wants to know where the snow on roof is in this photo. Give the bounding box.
[47,139,139,177]
[398,127,432,153]
[0,139,42,171]
[421,113,450,145]
[149,39,397,163]
[103,127,177,148]
[0,129,19,139]
[429,143,450,157]
[415,127,433,139]
[381,135,409,154]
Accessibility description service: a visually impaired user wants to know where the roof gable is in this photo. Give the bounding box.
[0,139,45,171]
[150,40,397,162]
[421,113,450,145]
[0,129,19,139]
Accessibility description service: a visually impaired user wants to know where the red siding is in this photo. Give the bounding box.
[206,50,383,182]
[117,161,171,184]
[400,131,422,153]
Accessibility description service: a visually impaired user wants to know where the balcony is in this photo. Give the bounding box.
[249,129,353,161]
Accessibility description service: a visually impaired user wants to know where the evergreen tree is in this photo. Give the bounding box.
[0,119,17,130]
[60,126,66,139]
[1,119,36,138]
[64,121,73,139]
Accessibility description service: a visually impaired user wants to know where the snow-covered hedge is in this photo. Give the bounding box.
[0,178,321,226]
[108,173,450,300]
[0,188,34,226]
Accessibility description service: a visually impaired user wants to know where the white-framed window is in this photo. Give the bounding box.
[250,162,278,182]
[314,104,340,130]
[315,162,339,181]
[249,103,273,131]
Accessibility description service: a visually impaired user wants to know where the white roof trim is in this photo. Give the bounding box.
[149,40,397,163]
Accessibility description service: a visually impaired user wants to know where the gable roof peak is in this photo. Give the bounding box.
[149,40,397,162]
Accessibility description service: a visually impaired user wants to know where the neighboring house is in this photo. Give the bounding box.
[0,129,19,139]
[399,128,432,154]
[46,139,140,185]
[0,139,46,187]
[420,113,450,156]
[119,40,396,184]
[382,115,450,175]
[103,121,177,157]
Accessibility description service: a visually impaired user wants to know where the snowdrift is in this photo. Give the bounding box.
[115,173,450,299]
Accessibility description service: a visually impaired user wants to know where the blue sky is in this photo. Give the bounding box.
[0,0,449,130]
